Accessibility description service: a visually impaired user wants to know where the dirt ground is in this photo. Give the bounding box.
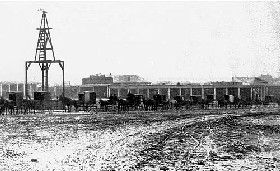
[0,109,279,170]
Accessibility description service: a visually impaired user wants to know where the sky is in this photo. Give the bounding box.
[0,1,280,85]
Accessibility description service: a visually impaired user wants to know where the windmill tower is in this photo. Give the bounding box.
[25,10,65,99]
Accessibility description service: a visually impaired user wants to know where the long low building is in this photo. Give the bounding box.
[78,82,275,102]
[2,79,280,102]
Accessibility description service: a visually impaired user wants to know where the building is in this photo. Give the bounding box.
[258,74,274,84]
[82,74,113,85]
[211,81,243,86]
[78,74,272,101]
[232,76,268,85]
[7,74,280,102]
[79,77,280,102]
[79,74,152,99]
[113,75,145,83]
[257,74,280,85]
[50,85,80,100]
[0,82,40,99]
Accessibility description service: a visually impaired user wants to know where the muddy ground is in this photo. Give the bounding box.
[0,109,279,170]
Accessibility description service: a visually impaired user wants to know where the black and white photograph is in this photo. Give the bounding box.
[1,1,280,170]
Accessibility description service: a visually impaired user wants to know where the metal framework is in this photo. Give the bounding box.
[25,10,64,99]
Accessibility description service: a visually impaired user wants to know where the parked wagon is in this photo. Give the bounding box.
[77,91,96,112]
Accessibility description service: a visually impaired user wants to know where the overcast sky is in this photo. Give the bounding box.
[0,1,280,85]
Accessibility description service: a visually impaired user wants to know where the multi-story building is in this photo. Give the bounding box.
[82,74,113,85]
[113,75,145,83]
[232,76,268,85]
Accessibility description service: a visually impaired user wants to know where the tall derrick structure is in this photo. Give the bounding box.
[25,10,65,99]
